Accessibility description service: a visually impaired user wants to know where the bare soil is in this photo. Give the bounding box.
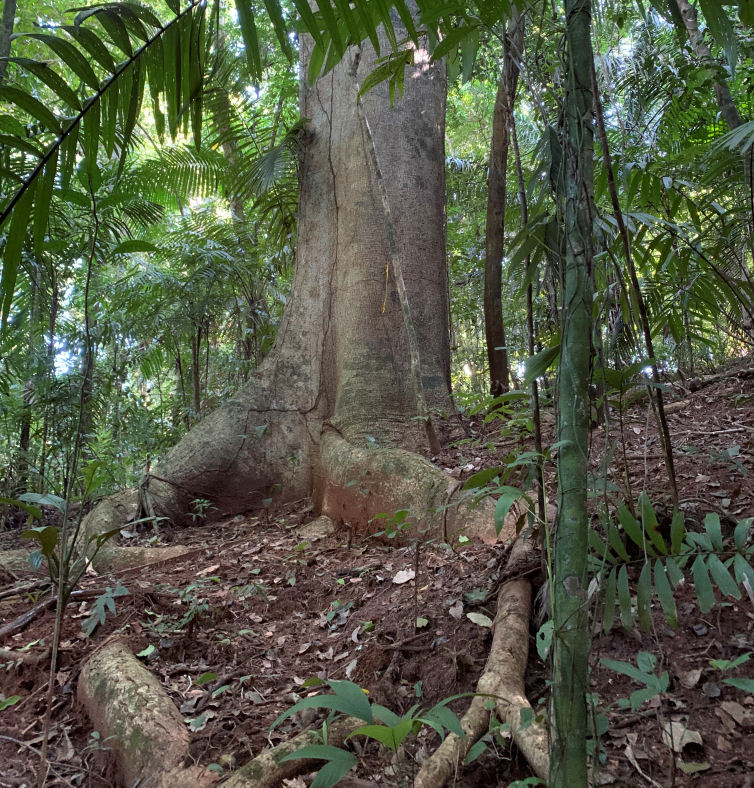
[1,365,753,787]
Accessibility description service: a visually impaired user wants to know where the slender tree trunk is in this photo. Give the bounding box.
[675,0,742,131]
[591,61,678,505]
[484,12,523,396]
[0,0,17,85]
[511,106,546,526]
[191,326,202,417]
[38,274,58,493]
[551,0,594,784]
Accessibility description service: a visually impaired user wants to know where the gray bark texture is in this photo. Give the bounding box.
[128,29,503,543]
[0,0,16,85]
[675,0,742,130]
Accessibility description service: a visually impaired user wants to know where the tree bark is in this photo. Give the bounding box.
[675,0,742,131]
[0,0,16,85]
[551,0,594,784]
[484,12,523,397]
[127,24,501,544]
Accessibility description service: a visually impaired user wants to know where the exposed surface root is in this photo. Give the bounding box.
[220,715,364,787]
[414,538,549,786]
[77,639,215,787]
[80,490,190,572]
[0,550,44,578]
[318,431,512,543]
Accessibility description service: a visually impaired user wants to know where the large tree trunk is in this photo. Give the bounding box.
[132,30,497,543]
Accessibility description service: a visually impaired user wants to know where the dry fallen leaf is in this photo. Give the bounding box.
[678,668,702,689]
[719,700,754,728]
[661,720,702,752]
[448,600,463,619]
[466,612,493,628]
[392,569,416,585]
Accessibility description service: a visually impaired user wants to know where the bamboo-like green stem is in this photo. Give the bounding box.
[551,0,594,784]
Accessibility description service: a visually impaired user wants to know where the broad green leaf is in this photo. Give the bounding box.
[460,26,479,83]
[617,504,654,556]
[270,686,369,731]
[601,656,654,685]
[120,59,144,172]
[0,497,42,520]
[636,651,657,673]
[195,671,217,685]
[261,0,293,59]
[670,509,685,554]
[607,522,631,563]
[740,0,754,28]
[163,23,180,138]
[82,96,101,184]
[64,22,118,70]
[188,7,204,150]
[698,0,737,72]
[34,150,59,258]
[350,720,413,751]
[1,184,35,328]
[493,486,523,535]
[636,561,652,632]
[371,703,401,726]
[5,58,81,110]
[704,512,724,552]
[617,565,632,629]
[421,702,464,738]
[0,696,21,711]
[654,559,677,629]
[462,466,503,490]
[723,677,754,692]
[0,87,60,132]
[602,567,617,633]
[588,528,613,562]
[536,620,553,660]
[234,0,263,80]
[308,750,358,788]
[102,84,119,157]
[60,120,80,190]
[523,344,560,386]
[638,491,667,554]
[629,686,662,710]
[21,525,60,558]
[707,554,741,599]
[464,739,488,764]
[733,518,752,551]
[330,680,373,721]
[112,240,159,255]
[686,531,714,552]
[290,0,324,48]
[733,553,754,590]
[431,23,475,62]
[21,34,99,89]
[692,555,715,613]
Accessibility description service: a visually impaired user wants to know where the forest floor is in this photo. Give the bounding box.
[1,361,754,787]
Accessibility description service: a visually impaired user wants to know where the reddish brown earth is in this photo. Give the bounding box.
[1,365,753,787]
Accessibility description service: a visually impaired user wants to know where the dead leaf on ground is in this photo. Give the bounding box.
[678,668,702,688]
[392,569,415,585]
[466,612,493,628]
[661,720,703,752]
